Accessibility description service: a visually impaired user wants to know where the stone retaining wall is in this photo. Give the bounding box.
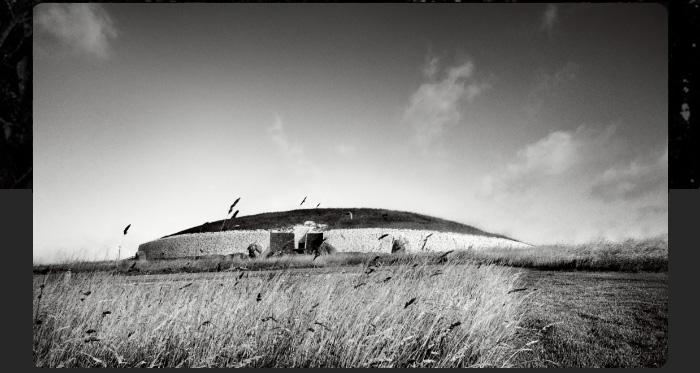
[138,230,270,259]
[138,228,531,259]
[320,228,531,253]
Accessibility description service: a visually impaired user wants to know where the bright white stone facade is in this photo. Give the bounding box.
[137,225,531,259]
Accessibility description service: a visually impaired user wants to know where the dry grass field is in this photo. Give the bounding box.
[32,236,667,368]
[33,261,534,368]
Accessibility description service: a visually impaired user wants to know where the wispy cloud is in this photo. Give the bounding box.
[34,3,118,58]
[525,61,581,121]
[266,116,320,176]
[589,145,668,202]
[541,4,559,36]
[335,144,356,158]
[403,57,488,155]
[534,62,580,93]
[423,53,440,79]
[480,125,617,198]
[636,204,667,222]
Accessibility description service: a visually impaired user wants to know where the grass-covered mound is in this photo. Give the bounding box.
[164,208,517,241]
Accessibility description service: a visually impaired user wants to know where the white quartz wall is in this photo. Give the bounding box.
[138,228,530,259]
[138,230,271,259]
[320,228,531,253]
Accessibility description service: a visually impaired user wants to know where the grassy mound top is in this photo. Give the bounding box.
[163,208,519,242]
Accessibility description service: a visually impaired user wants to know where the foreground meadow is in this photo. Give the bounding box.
[33,237,667,367]
[33,261,534,368]
[512,270,667,368]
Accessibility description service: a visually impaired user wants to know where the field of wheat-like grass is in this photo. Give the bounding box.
[33,261,533,368]
[456,235,668,272]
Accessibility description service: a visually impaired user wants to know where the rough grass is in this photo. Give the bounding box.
[32,237,667,368]
[33,261,533,368]
[451,235,668,272]
[508,270,667,368]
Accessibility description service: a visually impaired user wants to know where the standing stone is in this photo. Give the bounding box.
[247,242,263,258]
[391,237,409,254]
[316,241,337,256]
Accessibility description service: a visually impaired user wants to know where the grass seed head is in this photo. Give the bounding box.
[404,297,417,308]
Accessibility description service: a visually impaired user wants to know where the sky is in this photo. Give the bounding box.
[33,3,668,263]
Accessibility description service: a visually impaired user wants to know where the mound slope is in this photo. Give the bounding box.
[138,208,530,259]
[164,208,520,242]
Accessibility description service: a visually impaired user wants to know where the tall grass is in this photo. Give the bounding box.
[456,235,668,272]
[33,261,533,368]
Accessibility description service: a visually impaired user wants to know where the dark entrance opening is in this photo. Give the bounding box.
[304,233,324,255]
[269,232,295,256]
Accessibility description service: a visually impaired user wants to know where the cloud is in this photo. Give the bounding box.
[267,116,299,158]
[481,131,578,198]
[524,62,580,120]
[34,3,118,58]
[636,204,667,222]
[423,54,440,79]
[480,125,617,198]
[266,116,320,175]
[541,4,559,36]
[335,144,356,158]
[589,145,668,202]
[403,58,487,154]
[534,62,580,92]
